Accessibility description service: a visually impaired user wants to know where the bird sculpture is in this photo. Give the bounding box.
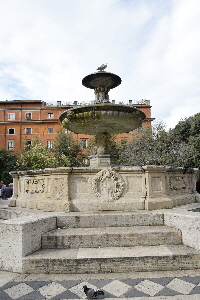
[83,285,104,299]
[97,63,107,71]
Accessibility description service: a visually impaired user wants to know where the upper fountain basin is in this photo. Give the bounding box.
[59,103,146,135]
[82,71,122,89]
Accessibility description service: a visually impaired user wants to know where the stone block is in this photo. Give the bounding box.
[8,199,16,207]
[0,215,57,272]
[164,210,200,251]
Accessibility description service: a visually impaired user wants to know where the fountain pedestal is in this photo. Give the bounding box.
[89,154,118,168]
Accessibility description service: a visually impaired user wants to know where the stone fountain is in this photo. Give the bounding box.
[59,68,145,167]
[9,67,199,213]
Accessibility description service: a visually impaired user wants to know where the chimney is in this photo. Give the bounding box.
[57,101,61,107]
[73,101,78,106]
[112,100,115,104]
[129,100,132,105]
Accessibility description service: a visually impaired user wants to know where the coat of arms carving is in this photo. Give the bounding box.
[92,168,124,201]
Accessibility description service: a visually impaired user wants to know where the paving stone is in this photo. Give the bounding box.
[38,282,66,299]
[134,279,164,297]
[102,280,132,297]
[166,278,196,295]
[4,283,34,299]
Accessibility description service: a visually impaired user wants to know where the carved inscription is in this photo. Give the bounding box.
[25,179,45,194]
[92,168,124,201]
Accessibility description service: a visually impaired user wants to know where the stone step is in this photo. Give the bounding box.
[56,211,164,228]
[23,245,200,274]
[42,226,182,249]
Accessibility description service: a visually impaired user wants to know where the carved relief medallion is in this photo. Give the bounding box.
[92,168,124,201]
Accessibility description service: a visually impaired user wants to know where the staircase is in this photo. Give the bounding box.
[23,211,200,274]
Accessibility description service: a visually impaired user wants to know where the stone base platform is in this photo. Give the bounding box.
[10,165,200,212]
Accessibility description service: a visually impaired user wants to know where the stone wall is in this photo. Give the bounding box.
[10,166,200,212]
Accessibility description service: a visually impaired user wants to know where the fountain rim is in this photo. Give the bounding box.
[82,71,122,89]
[59,103,146,123]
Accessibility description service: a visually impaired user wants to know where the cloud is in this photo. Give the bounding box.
[0,0,200,129]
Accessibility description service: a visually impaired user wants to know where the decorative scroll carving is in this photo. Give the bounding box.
[25,179,45,194]
[92,168,124,201]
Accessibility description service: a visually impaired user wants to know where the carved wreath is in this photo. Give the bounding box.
[92,168,124,201]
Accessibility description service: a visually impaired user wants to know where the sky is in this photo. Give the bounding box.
[0,0,200,130]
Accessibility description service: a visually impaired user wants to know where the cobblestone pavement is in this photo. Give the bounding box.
[1,270,200,300]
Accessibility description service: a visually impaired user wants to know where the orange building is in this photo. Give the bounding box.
[0,99,154,155]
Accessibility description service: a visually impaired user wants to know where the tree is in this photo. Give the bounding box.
[16,138,57,170]
[0,149,17,184]
[117,121,193,168]
[172,114,200,171]
[172,116,194,142]
[187,114,200,173]
[53,129,83,167]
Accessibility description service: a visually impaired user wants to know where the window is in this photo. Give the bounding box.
[65,129,71,133]
[48,128,53,133]
[7,140,14,151]
[48,113,54,118]
[47,141,53,149]
[24,140,31,150]
[138,126,143,132]
[8,113,15,120]
[25,112,32,119]
[8,128,15,134]
[81,139,87,149]
[25,127,32,134]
